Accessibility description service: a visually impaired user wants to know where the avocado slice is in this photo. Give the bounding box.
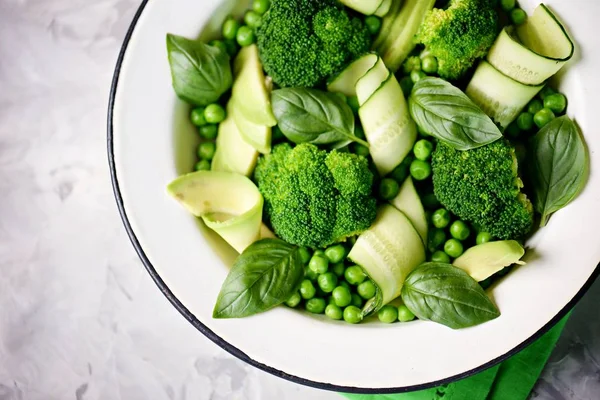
[453,240,526,282]
[231,45,276,127]
[211,111,258,177]
[231,103,272,154]
[167,171,264,253]
[390,177,428,244]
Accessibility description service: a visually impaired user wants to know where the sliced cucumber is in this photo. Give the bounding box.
[231,45,277,127]
[327,53,379,97]
[212,112,259,177]
[356,57,389,105]
[348,205,426,314]
[374,0,392,17]
[466,61,544,129]
[487,5,574,86]
[373,0,435,71]
[359,73,417,176]
[339,0,385,16]
[167,171,264,253]
[453,240,525,282]
[390,177,427,244]
[231,104,272,154]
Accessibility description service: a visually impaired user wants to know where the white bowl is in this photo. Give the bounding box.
[108,0,600,393]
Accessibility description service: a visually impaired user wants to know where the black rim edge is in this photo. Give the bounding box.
[107,0,600,394]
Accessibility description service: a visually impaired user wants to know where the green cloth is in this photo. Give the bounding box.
[342,316,569,400]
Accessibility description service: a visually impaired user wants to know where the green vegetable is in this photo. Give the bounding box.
[255,143,377,248]
[403,56,422,74]
[409,78,502,151]
[256,0,371,88]
[332,286,352,307]
[410,70,427,83]
[327,53,379,97]
[431,250,450,263]
[378,305,398,323]
[401,262,501,329]
[534,108,556,129]
[379,178,400,200]
[449,220,471,241]
[416,0,498,80]
[345,265,367,285]
[271,88,368,147]
[244,11,262,28]
[332,262,346,277]
[527,116,588,227]
[517,112,534,131]
[204,104,226,124]
[528,99,544,114]
[365,16,382,35]
[511,8,527,25]
[209,40,228,55]
[195,160,211,171]
[253,0,270,14]
[454,240,525,281]
[410,160,431,181]
[199,124,218,140]
[357,280,377,299]
[390,176,429,244]
[421,56,438,74]
[190,107,207,126]
[211,112,258,177]
[501,0,515,11]
[325,304,343,320]
[544,94,567,114]
[428,228,446,252]
[325,245,346,264]
[539,87,557,100]
[299,247,312,265]
[222,18,240,40]
[236,26,255,47]
[197,142,216,161]
[413,139,434,161]
[309,254,329,274]
[476,232,492,245]
[444,239,464,258]
[397,304,416,322]
[339,0,390,16]
[343,305,363,324]
[318,273,339,293]
[432,140,534,240]
[300,279,317,299]
[166,34,233,106]
[432,208,451,229]
[213,239,304,318]
[306,298,327,314]
[285,292,302,308]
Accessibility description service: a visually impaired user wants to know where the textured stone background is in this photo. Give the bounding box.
[0,1,598,399]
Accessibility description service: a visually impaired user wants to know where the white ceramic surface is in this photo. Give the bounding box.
[110,0,600,392]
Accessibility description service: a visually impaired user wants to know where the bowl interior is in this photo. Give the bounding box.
[110,0,600,392]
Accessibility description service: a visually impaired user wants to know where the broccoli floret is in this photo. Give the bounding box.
[416,0,498,80]
[256,0,371,88]
[431,140,533,240]
[255,143,377,248]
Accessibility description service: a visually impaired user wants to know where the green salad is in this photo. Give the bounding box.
[165,0,588,329]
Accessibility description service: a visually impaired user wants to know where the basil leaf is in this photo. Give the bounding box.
[401,262,501,329]
[527,116,588,227]
[166,33,232,106]
[409,77,502,150]
[271,88,368,147]
[213,238,304,318]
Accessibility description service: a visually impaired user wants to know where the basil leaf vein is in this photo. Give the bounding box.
[213,239,304,318]
[409,77,502,150]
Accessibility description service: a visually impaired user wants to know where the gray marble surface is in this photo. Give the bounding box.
[0,1,598,399]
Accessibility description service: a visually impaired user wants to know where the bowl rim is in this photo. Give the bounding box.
[106,0,600,394]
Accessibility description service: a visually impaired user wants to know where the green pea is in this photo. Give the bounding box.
[327,295,336,305]
[353,144,370,157]
[338,281,351,291]
[331,262,345,277]
[431,208,451,229]
[195,160,211,171]
[410,70,427,83]
[318,273,338,294]
[510,8,527,25]
[400,76,414,97]
[236,26,255,47]
[421,56,438,74]
[476,231,493,245]
[285,292,301,308]
[397,305,416,322]
[450,220,471,241]
[347,96,360,114]
[544,93,567,114]
[199,124,218,140]
[305,298,326,314]
[362,15,381,35]
[224,39,239,57]
[299,279,316,300]
[444,238,464,258]
[357,280,376,299]
[325,245,346,264]
[534,108,556,129]
[332,286,352,307]
[309,254,329,274]
[410,160,432,181]
[517,112,534,131]
[252,0,270,15]
[204,104,226,124]
[190,108,207,126]
[422,192,441,210]
[343,306,363,324]
[325,304,343,320]
[377,305,398,323]
[527,99,544,114]
[198,142,216,161]
[222,18,240,40]
[305,266,318,281]
[539,86,556,100]
[428,228,447,252]
[299,247,312,265]
[431,250,451,263]
[209,40,228,55]
[413,139,434,161]
[244,11,262,28]
[505,122,521,138]
[314,249,325,257]
[345,265,367,285]
[500,0,516,11]
[379,178,400,200]
[351,294,363,308]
